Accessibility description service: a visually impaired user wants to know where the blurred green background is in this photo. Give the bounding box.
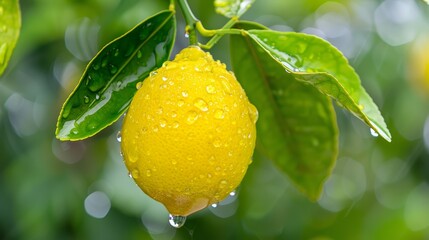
[1,0,429,239]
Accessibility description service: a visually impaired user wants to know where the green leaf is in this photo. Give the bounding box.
[0,0,21,76]
[247,30,391,142]
[231,22,339,200]
[214,0,255,18]
[56,10,176,141]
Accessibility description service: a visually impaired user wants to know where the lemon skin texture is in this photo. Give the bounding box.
[121,46,258,216]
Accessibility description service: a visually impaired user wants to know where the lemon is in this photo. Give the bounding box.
[409,35,429,96]
[121,46,258,217]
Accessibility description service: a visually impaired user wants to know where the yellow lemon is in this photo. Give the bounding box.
[409,35,429,97]
[121,46,258,218]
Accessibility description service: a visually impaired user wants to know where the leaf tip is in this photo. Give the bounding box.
[369,121,392,142]
[293,180,325,202]
[308,192,322,202]
[383,134,392,143]
[55,118,78,141]
[55,128,70,141]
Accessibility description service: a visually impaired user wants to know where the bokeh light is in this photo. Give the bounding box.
[84,191,111,219]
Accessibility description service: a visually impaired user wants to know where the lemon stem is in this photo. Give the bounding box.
[198,17,240,49]
[169,0,175,11]
[176,0,199,45]
[196,20,242,37]
[175,0,242,49]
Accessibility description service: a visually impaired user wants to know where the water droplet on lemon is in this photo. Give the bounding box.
[186,111,199,124]
[213,138,222,148]
[131,169,140,179]
[219,180,228,188]
[194,98,209,112]
[168,214,186,228]
[116,131,122,142]
[206,85,216,94]
[177,100,185,107]
[136,82,143,89]
[221,79,232,94]
[214,109,225,119]
[248,104,258,124]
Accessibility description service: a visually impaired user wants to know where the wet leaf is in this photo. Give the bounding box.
[0,0,21,76]
[56,10,176,141]
[231,22,338,200]
[247,30,391,142]
[214,0,255,18]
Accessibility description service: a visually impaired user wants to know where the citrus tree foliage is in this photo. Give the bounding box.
[50,0,390,200]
